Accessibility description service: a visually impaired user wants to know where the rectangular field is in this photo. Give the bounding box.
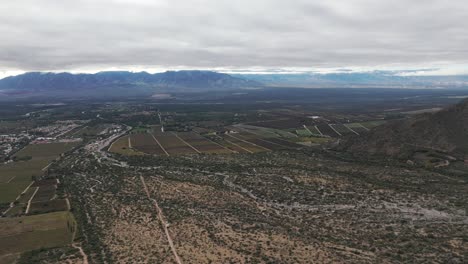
[14,142,79,160]
[263,137,303,148]
[296,129,312,137]
[316,124,340,137]
[130,133,167,155]
[0,120,37,134]
[221,134,268,153]
[1,142,78,205]
[234,124,297,138]
[28,199,69,215]
[346,123,370,134]
[108,135,144,156]
[0,212,76,257]
[17,186,39,204]
[330,124,355,136]
[31,185,56,203]
[153,132,198,155]
[0,181,32,204]
[4,205,24,217]
[360,120,386,129]
[232,125,280,138]
[247,118,309,129]
[112,130,303,156]
[118,132,244,155]
[235,133,294,151]
[203,135,250,154]
[71,124,106,137]
[304,125,322,136]
[176,132,232,154]
[0,159,49,183]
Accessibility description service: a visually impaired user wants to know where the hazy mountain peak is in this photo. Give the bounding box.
[0,70,261,99]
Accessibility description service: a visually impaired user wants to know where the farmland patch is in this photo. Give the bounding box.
[361,120,386,129]
[108,135,144,156]
[222,134,268,153]
[316,124,340,137]
[330,124,354,136]
[152,132,198,155]
[14,142,79,161]
[130,133,167,155]
[176,132,232,154]
[28,199,69,215]
[0,212,76,257]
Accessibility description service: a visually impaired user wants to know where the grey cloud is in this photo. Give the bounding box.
[0,0,467,72]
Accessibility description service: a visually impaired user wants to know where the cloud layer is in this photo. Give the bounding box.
[1,0,467,73]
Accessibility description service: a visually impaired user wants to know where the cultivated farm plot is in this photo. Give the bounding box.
[0,212,76,257]
[296,129,312,137]
[247,118,309,129]
[305,125,323,136]
[152,132,197,155]
[117,132,234,155]
[108,135,144,156]
[235,133,297,151]
[112,131,301,156]
[234,124,297,138]
[232,124,280,138]
[12,178,66,216]
[346,123,370,134]
[28,199,69,215]
[17,186,39,204]
[14,142,79,160]
[264,137,304,148]
[5,187,40,217]
[221,134,269,153]
[175,132,232,154]
[1,142,78,205]
[61,126,83,137]
[0,120,37,134]
[360,120,386,129]
[192,127,215,134]
[316,124,340,137]
[204,135,249,154]
[130,133,167,155]
[0,181,32,204]
[31,185,56,203]
[71,124,106,137]
[234,134,277,150]
[330,124,355,136]
[0,159,49,183]
[0,159,49,204]
[4,205,24,217]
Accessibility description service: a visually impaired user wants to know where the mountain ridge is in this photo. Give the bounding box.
[0,70,261,98]
[234,72,468,88]
[340,98,468,159]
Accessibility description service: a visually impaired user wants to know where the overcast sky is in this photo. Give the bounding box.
[1,0,468,77]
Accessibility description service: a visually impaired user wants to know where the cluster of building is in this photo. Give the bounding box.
[31,123,81,137]
[0,133,31,157]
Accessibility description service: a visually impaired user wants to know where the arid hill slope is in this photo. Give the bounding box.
[342,98,468,158]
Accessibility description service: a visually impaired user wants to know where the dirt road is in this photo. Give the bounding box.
[72,243,89,264]
[139,175,182,264]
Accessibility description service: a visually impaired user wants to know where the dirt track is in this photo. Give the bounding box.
[139,175,182,264]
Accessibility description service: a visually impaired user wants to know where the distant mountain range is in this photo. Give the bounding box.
[342,98,468,159]
[2,70,468,100]
[234,71,468,88]
[0,70,261,99]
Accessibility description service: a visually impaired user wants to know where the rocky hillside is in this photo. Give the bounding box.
[341,98,468,158]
